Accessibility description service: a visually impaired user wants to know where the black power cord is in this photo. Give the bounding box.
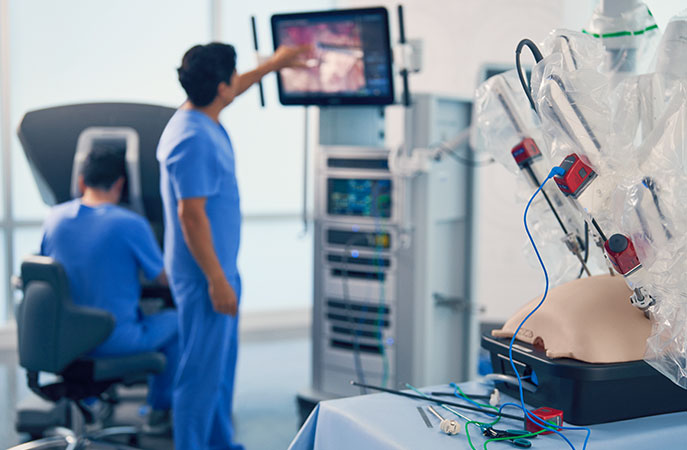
[642,177,673,240]
[577,221,590,279]
[515,39,544,112]
[444,145,495,167]
[340,213,390,394]
[515,38,592,278]
[433,136,495,168]
[342,233,371,394]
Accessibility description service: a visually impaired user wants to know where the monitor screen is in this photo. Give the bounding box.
[271,7,394,106]
[327,178,392,218]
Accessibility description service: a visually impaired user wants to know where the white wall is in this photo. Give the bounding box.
[340,0,593,98]
[644,1,687,29]
[337,0,596,322]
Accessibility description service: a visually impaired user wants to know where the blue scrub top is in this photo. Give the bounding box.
[40,199,163,325]
[156,109,241,285]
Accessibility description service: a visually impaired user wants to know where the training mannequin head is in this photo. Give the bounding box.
[493,274,651,363]
[78,146,126,205]
[177,43,238,109]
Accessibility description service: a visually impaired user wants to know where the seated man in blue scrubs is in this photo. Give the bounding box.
[40,146,178,433]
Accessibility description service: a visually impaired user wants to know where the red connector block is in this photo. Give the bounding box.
[511,138,542,168]
[604,234,642,276]
[553,153,596,198]
[525,407,564,435]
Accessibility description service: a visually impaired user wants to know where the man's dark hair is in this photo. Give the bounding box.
[177,43,237,107]
[81,145,127,191]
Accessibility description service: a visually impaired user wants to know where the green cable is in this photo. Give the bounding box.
[483,429,547,450]
[455,385,552,450]
[406,384,471,422]
[466,417,501,450]
[420,385,534,450]
[454,384,496,410]
[453,386,501,450]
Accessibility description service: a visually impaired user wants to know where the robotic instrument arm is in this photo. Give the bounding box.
[520,0,676,310]
[491,76,592,275]
[540,72,664,310]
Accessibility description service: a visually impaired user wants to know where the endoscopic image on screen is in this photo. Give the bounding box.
[278,21,366,94]
[271,8,393,105]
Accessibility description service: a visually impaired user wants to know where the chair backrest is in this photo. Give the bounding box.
[16,256,115,374]
[17,102,176,245]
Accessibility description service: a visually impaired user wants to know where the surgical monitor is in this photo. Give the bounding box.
[327,178,392,218]
[271,7,394,106]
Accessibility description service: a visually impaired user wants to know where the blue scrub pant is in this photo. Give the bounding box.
[171,276,243,450]
[91,309,179,410]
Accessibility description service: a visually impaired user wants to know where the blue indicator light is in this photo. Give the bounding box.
[351,250,359,258]
[386,337,394,346]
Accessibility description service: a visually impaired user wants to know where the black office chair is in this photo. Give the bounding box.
[10,256,167,450]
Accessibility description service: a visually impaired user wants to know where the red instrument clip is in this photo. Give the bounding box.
[604,234,642,276]
[553,153,596,198]
[525,407,564,434]
[511,138,542,168]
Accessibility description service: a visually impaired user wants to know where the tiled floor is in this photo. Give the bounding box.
[0,334,311,449]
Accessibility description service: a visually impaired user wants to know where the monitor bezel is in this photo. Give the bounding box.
[271,7,395,106]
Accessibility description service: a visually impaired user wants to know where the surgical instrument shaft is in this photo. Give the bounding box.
[350,381,523,421]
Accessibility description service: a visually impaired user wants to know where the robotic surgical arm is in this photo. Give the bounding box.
[538,69,662,310]
[471,3,683,313]
[534,14,687,311]
[489,75,592,276]
[472,0,687,389]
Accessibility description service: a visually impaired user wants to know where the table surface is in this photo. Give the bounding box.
[288,381,687,450]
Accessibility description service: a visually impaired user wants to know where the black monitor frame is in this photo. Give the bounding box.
[271,7,395,106]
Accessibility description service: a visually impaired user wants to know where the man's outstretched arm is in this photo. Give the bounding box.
[234,45,311,97]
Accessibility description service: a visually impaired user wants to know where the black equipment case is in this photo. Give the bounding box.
[482,334,687,425]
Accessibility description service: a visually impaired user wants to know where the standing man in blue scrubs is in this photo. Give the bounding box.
[40,146,178,432]
[157,43,307,449]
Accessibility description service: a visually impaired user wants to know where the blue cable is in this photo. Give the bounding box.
[509,167,591,450]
